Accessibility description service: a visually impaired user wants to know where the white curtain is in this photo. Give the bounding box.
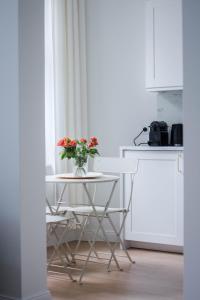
[45,0,88,202]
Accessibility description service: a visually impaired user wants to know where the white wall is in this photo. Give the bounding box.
[183,0,200,299]
[0,1,51,299]
[85,0,184,241]
[85,0,157,239]
[86,0,184,154]
[86,0,157,157]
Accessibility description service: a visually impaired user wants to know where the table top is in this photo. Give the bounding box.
[46,173,119,184]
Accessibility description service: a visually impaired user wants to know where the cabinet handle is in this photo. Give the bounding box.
[177,153,183,174]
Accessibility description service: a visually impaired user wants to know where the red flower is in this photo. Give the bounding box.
[68,140,77,147]
[90,136,98,146]
[57,137,68,147]
[80,138,87,144]
[88,142,95,148]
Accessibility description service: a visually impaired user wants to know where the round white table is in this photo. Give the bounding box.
[46,173,119,184]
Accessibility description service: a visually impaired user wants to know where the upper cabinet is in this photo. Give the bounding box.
[146,0,183,92]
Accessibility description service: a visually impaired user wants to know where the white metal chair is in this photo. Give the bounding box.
[46,196,82,258]
[46,214,77,282]
[74,157,137,269]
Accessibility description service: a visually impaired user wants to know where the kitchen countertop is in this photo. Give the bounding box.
[120,146,184,151]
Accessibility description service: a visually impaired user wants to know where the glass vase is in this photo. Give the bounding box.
[72,157,88,177]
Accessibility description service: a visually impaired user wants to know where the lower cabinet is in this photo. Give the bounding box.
[120,148,183,247]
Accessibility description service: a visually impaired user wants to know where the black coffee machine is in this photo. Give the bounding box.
[133,121,183,147]
[148,121,169,146]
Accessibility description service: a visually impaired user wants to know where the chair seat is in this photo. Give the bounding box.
[46,206,68,215]
[46,214,70,224]
[47,205,127,215]
[72,206,127,214]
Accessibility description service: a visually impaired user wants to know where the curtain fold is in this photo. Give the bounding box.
[45,0,88,203]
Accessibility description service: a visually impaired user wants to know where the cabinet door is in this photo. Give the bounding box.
[122,150,183,246]
[146,0,183,91]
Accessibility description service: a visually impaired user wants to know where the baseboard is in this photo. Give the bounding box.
[0,290,52,300]
[82,230,117,242]
[47,228,117,245]
[47,229,183,253]
[125,240,183,253]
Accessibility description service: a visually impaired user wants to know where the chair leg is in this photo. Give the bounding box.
[48,224,71,265]
[97,214,123,271]
[78,221,102,284]
[107,214,135,271]
[77,214,122,284]
[63,241,75,262]
[74,214,100,259]
[77,217,120,284]
[83,183,122,273]
[47,223,76,282]
[53,243,75,282]
[72,215,89,262]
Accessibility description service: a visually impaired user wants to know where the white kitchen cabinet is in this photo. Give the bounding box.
[146,0,183,91]
[120,147,184,248]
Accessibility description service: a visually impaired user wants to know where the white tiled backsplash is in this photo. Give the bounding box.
[157,91,183,126]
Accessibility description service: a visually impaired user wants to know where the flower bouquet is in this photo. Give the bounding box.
[57,136,99,176]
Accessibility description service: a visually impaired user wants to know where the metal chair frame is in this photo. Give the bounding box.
[46,215,76,282]
[72,171,135,272]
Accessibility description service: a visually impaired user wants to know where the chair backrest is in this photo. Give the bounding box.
[93,157,138,174]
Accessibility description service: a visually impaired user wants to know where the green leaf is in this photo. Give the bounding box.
[61,151,66,160]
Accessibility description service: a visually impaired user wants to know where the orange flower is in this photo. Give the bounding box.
[80,138,87,144]
[57,137,72,147]
[57,137,68,147]
[90,136,98,146]
[66,137,71,144]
